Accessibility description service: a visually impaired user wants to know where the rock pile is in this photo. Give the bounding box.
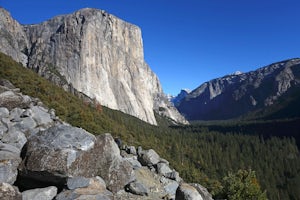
[0,79,212,199]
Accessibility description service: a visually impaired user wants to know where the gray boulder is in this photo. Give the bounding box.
[19,125,97,185]
[189,183,213,200]
[126,181,149,196]
[156,162,172,176]
[0,107,9,118]
[164,180,179,199]
[67,177,93,190]
[0,182,22,200]
[56,177,112,200]
[95,133,135,193]
[12,116,37,134]
[165,171,182,182]
[138,149,160,167]
[0,90,31,110]
[0,79,16,90]
[0,143,21,184]
[67,176,106,190]
[175,183,203,200]
[19,127,134,193]
[30,106,53,127]
[22,186,57,200]
[124,156,142,170]
[1,128,27,150]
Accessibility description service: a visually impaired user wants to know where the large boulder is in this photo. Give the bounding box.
[125,181,149,196]
[0,182,22,200]
[190,183,213,200]
[18,125,98,188]
[19,126,134,193]
[22,186,57,200]
[94,133,135,193]
[175,183,203,200]
[0,90,31,110]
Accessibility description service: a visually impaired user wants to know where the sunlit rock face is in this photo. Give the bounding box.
[0,8,187,125]
[177,59,300,120]
[0,8,28,66]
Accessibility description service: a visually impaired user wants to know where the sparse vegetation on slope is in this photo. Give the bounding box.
[1,52,299,199]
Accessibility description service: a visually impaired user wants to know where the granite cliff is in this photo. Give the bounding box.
[0,7,187,125]
[177,58,300,120]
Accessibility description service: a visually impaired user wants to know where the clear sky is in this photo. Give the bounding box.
[1,0,300,95]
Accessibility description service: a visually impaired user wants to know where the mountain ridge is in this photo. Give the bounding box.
[176,58,300,121]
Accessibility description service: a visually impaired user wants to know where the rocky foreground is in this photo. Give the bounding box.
[0,79,212,200]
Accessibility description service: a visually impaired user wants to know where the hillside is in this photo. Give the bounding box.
[1,52,299,199]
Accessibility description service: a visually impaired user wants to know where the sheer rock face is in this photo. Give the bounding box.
[177,59,300,120]
[0,8,28,66]
[0,8,187,125]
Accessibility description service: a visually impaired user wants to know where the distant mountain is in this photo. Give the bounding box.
[176,58,300,121]
[170,89,191,106]
[0,7,188,125]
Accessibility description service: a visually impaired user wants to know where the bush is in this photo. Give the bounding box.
[221,169,267,200]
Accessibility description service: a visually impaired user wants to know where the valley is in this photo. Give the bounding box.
[1,52,299,199]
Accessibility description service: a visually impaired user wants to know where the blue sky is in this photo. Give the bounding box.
[1,0,300,95]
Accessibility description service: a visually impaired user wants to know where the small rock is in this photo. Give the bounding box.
[0,182,22,200]
[165,171,182,182]
[2,128,27,150]
[68,176,107,191]
[49,108,56,120]
[9,107,24,122]
[0,121,8,139]
[126,181,149,196]
[137,146,143,156]
[164,180,179,199]
[13,117,37,134]
[126,145,137,155]
[159,158,170,165]
[0,107,9,118]
[125,156,142,170]
[0,79,16,89]
[138,149,160,167]
[20,109,32,118]
[157,162,172,176]
[114,138,122,149]
[22,186,58,200]
[67,177,92,190]
[120,150,130,158]
[31,106,53,127]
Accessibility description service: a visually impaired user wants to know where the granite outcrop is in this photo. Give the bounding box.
[0,7,187,125]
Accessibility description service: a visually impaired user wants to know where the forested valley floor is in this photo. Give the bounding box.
[1,52,299,199]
